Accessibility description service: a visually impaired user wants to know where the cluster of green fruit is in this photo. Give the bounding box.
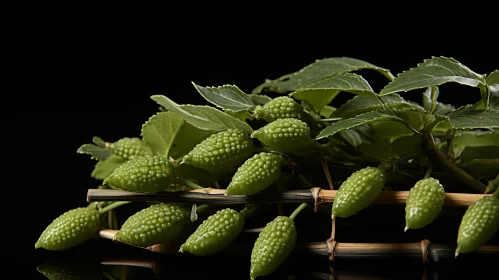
[35,56,499,279]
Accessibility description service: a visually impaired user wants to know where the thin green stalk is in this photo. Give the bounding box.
[424,165,433,179]
[240,204,258,219]
[98,201,130,215]
[493,187,499,199]
[297,174,315,189]
[289,203,308,220]
[174,177,203,189]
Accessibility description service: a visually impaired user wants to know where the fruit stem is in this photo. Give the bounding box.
[289,203,308,220]
[240,204,258,219]
[98,201,130,215]
[174,177,203,189]
[423,165,433,179]
[493,187,499,199]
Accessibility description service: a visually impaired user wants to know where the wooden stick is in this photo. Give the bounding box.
[87,188,490,207]
[97,230,498,262]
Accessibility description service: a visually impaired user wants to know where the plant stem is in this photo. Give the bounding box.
[98,201,130,214]
[297,174,315,189]
[174,177,203,189]
[289,203,308,220]
[424,165,433,179]
[493,188,499,199]
[240,204,258,218]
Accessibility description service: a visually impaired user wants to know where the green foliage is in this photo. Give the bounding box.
[62,55,499,275]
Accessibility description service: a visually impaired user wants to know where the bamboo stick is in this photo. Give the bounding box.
[97,229,499,262]
[87,188,490,207]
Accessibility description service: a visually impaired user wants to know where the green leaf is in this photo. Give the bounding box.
[379,56,485,96]
[319,105,335,118]
[252,57,394,94]
[249,94,272,105]
[458,159,499,180]
[169,121,215,159]
[92,136,106,148]
[338,125,372,148]
[486,70,499,111]
[316,111,407,139]
[141,112,184,158]
[192,82,256,111]
[422,86,439,115]
[290,73,377,111]
[77,143,113,161]
[331,94,423,119]
[91,155,127,180]
[446,105,499,129]
[452,129,499,158]
[433,102,455,115]
[225,110,252,121]
[151,95,253,134]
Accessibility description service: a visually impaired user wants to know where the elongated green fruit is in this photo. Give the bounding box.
[456,196,499,255]
[251,118,312,153]
[179,208,245,256]
[253,96,305,122]
[332,166,386,219]
[114,203,190,247]
[181,129,254,176]
[405,177,445,230]
[250,216,297,279]
[226,152,283,195]
[35,207,100,251]
[103,155,176,193]
[107,137,152,160]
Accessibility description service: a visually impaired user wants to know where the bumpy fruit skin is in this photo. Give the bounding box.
[35,208,100,251]
[108,137,152,160]
[254,96,305,122]
[226,152,283,195]
[103,155,176,193]
[179,208,245,256]
[181,129,254,176]
[456,196,499,254]
[405,177,445,230]
[114,203,190,247]
[332,167,386,219]
[250,216,297,279]
[251,118,312,153]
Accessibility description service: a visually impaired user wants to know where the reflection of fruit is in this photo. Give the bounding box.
[226,152,283,195]
[35,208,100,251]
[254,96,305,122]
[251,118,312,153]
[332,166,386,218]
[405,177,445,230]
[456,196,499,254]
[37,260,102,280]
[180,208,245,256]
[250,216,297,279]
[115,203,190,247]
[104,155,176,193]
[182,129,254,176]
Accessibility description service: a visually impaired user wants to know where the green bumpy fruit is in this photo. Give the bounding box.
[114,203,190,247]
[103,155,176,193]
[108,137,152,160]
[405,177,446,230]
[456,196,499,254]
[226,152,283,195]
[251,118,312,153]
[253,96,305,122]
[250,216,297,279]
[332,166,386,219]
[179,208,245,256]
[35,207,100,251]
[181,129,254,176]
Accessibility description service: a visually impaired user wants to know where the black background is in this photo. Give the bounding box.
[7,3,499,279]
